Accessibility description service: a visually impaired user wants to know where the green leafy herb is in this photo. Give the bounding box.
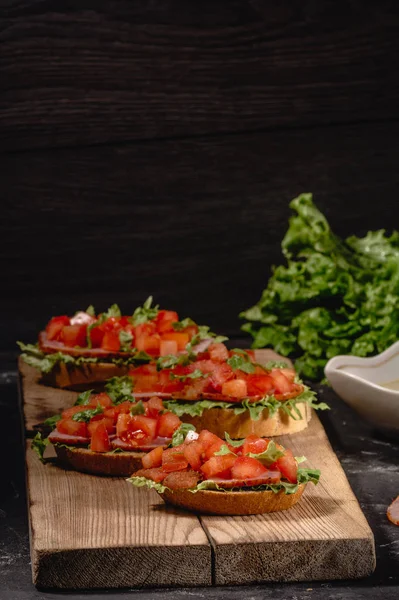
[43,414,62,429]
[85,305,96,317]
[224,432,245,447]
[74,389,95,406]
[86,303,121,347]
[172,318,196,331]
[130,400,145,415]
[240,193,399,381]
[248,440,285,465]
[227,351,255,374]
[119,330,133,351]
[127,476,167,494]
[170,423,196,447]
[105,376,133,404]
[214,444,236,456]
[72,406,104,422]
[169,368,209,382]
[156,352,196,371]
[130,296,159,326]
[32,432,49,463]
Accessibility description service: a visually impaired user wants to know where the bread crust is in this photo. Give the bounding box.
[41,362,129,390]
[160,484,305,515]
[54,445,143,477]
[180,402,312,438]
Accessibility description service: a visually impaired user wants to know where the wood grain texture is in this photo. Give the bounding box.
[1,1,399,151]
[4,119,399,356]
[26,445,211,589]
[200,413,376,584]
[21,350,375,588]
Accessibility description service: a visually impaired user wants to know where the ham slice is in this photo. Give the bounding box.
[387,496,399,526]
[111,436,170,452]
[209,470,281,488]
[132,387,304,404]
[38,331,132,359]
[48,430,90,446]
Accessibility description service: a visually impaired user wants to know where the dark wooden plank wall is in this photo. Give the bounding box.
[2,0,399,356]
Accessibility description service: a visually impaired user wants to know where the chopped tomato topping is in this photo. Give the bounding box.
[273,448,298,483]
[157,412,181,437]
[160,339,178,356]
[46,316,70,341]
[89,392,113,408]
[208,343,229,362]
[90,422,111,452]
[161,332,190,351]
[57,418,88,438]
[162,448,188,472]
[101,331,121,352]
[231,456,268,480]
[242,435,269,456]
[201,454,237,479]
[142,446,164,469]
[221,379,247,398]
[61,324,87,347]
[387,496,399,526]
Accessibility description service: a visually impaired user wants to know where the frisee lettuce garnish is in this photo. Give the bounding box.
[172,318,196,331]
[127,467,320,495]
[241,193,399,381]
[227,351,255,374]
[164,385,329,420]
[31,432,49,463]
[248,440,285,465]
[130,400,145,415]
[214,444,236,456]
[85,305,96,317]
[105,376,134,404]
[156,352,196,371]
[119,330,133,351]
[130,296,159,326]
[187,325,228,349]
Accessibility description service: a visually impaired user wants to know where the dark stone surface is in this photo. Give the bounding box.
[1,349,398,599]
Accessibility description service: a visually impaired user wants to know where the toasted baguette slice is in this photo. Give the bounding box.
[160,485,305,515]
[42,362,129,390]
[180,401,311,438]
[54,445,143,477]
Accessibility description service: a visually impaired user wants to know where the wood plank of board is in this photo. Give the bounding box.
[26,444,211,589]
[200,412,376,584]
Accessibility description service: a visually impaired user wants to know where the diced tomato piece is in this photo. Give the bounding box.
[61,405,89,420]
[90,422,111,453]
[270,370,292,394]
[183,441,203,471]
[157,412,181,437]
[161,332,190,351]
[242,435,269,456]
[231,456,268,480]
[142,445,164,469]
[163,470,200,490]
[89,324,105,347]
[116,413,131,437]
[129,415,158,440]
[103,407,119,422]
[208,343,229,362]
[88,417,114,436]
[134,322,157,337]
[156,310,179,329]
[245,374,274,396]
[160,339,178,356]
[201,454,237,479]
[162,448,188,472]
[279,368,296,382]
[89,392,113,408]
[221,379,247,398]
[184,325,199,339]
[56,418,88,438]
[46,316,70,341]
[134,467,167,483]
[133,375,159,392]
[207,363,235,392]
[101,331,121,352]
[136,334,161,355]
[145,396,164,418]
[275,448,298,483]
[61,324,87,347]
[204,439,225,460]
[130,363,158,377]
[197,430,223,451]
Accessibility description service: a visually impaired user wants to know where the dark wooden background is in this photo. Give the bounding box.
[2,0,399,359]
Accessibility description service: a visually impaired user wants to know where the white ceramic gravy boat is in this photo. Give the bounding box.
[324,341,399,432]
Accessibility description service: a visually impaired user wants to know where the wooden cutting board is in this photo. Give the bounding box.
[19,354,376,588]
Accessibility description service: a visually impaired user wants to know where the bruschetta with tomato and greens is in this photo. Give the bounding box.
[128,429,320,515]
[125,344,328,437]
[18,297,226,389]
[32,383,194,477]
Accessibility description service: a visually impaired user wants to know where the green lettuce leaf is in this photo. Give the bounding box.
[43,414,61,428]
[31,432,49,463]
[72,406,104,422]
[74,389,95,406]
[170,423,196,447]
[130,400,145,415]
[248,440,284,465]
[240,193,399,381]
[130,296,159,326]
[105,376,134,404]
